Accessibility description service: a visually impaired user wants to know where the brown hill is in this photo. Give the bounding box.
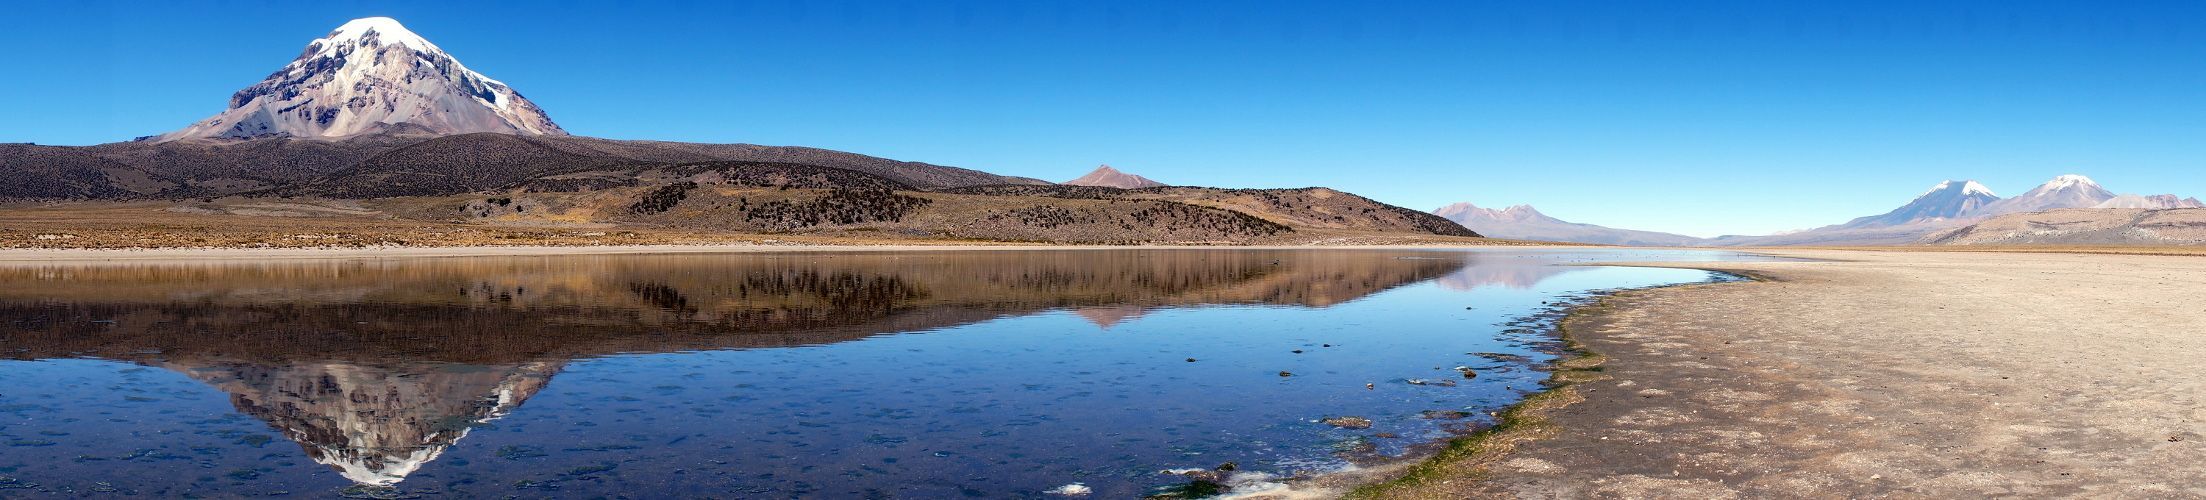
[935,185,1477,238]
[1,134,1479,246]
[0,144,162,199]
[277,134,635,198]
[0,133,1044,200]
[1064,164,1165,188]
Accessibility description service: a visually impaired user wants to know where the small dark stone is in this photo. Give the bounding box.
[1278,371,1293,377]
[1420,410,1472,420]
[1321,416,1373,429]
[1185,358,1197,362]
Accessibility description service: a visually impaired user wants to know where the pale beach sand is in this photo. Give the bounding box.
[1355,249,2206,498]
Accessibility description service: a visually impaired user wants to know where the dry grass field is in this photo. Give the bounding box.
[0,199,1529,250]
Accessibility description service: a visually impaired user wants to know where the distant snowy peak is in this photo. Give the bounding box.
[1718,173,2189,246]
[156,17,564,141]
[1433,202,1558,223]
[1839,179,2001,229]
[308,17,441,58]
[1980,173,2115,215]
[1921,180,1997,198]
[1063,165,1165,188]
[2036,174,2100,192]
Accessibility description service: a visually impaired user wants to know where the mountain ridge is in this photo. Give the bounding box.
[1976,174,2115,216]
[1712,174,2154,246]
[1433,202,1704,246]
[1832,180,2001,229]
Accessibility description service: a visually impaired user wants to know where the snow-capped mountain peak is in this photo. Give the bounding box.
[1433,202,1559,223]
[2035,174,2099,192]
[1837,179,2002,229]
[156,17,564,141]
[315,17,440,56]
[1980,173,2116,215]
[1920,180,1997,198]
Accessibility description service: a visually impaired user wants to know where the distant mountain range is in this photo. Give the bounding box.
[0,17,1478,246]
[1433,203,1702,246]
[1833,180,2002,229]
[1063,165,1165,189]
[1725,174,2159,246]
[1437,174,2199,246]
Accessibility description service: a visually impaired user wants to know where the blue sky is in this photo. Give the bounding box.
[6,1,2205,237]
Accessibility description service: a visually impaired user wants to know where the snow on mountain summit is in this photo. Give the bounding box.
[2039,174,2099,191]
[1980,173,2116,216]
[155,17,564,141]
[318,17,437,53]
[1837,179,2002,229]
[1921,180,1996,198]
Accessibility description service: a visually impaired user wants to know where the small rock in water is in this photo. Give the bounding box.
[1454,366,1479,379]
[1322,344,1333,348]
[1278,371,1294,377]
[1322,416,1374,429]
[1185,358,1197,362]
[1161,467,1225,483]
[1365,383,1375,390]
[1420,410,1472,420]
[1405,378,1457,387]
[1044,483,1093,496]
[1374,432,1400,439]
[1472,352,1530,362]
[1291,349,1304,354]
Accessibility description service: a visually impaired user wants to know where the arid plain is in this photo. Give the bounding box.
[1347,249,2206,498]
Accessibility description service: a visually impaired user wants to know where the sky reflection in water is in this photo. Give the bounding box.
[0,249,1782,497]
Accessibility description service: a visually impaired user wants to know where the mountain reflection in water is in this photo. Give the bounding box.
[2,250,1580,487]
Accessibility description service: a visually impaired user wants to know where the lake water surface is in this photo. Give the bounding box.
[0,249,1783,497]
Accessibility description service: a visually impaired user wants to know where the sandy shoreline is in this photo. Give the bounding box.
[1355,250,2206,498]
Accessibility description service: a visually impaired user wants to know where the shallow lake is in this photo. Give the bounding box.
[0,248,1786,497]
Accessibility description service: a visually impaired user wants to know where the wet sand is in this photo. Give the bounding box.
[1358,249,2206,498]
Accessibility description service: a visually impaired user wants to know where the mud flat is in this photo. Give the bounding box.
[1355,249,2206,498]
